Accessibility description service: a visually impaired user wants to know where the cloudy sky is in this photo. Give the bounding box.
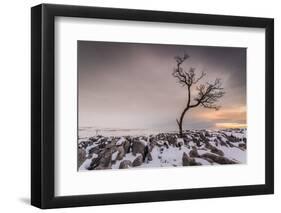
[78,41,246,130]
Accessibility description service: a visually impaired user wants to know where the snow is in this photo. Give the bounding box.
[157,140,165,146]
[112,151,119,161]
[139,139,148,146]
[177,138,184,143]
[79,153,99,171]
[111,145,195,169]
[194,157,212,165]
[111,153,142,169]
[185,135,192,140]
[79,159,92,171]
[189,141,197,147]
[157,140,168,146]
[222,129,246,139]
[91,153,98,158]
[231,132,245,139]
[78,128,247,171]
[116,137,126,146]
[79,127,173,137]
[197,149,209,156]
[219,135,227,142]
[176,138,184,145]
[219,145,246,163]
[85,144,98,157]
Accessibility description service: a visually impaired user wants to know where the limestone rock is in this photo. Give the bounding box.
[119,160,132,169]
[132,155,143,167]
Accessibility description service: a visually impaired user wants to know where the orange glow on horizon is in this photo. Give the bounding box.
[194,105,247,129]
[215,122,247,129]
[195,105,245,119]
[197,106,246,120]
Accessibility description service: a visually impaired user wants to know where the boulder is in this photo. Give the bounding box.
[143,145,149,161]
[209,145,224,156]
[119,160,132,169]
[132,155,143,167]
[116,137,126,146]
[89,155,102,170]
[156,140,165,146]
[89,137,98,142]
[176,138,184,147]
[224,134,240,143]
[226,141,235,148]
[116,146,125,160]
[88,146,100,155]
[205,131,211,137]
[105,141,115,149]
[123,140,131,153]
[167,135,177,146]
[189,147,200,158]
[79,140,93,149]
[201,153,236,164]
[239,143,246,150]
[199,132,206,140]
[193,137,202,147]
[182,152,202,166]
[147,152,153,161]
[132,139,146,156]
[217,136,228,147]
[78,148,86,169]
[111,151,119,162]
[96,150,112,169]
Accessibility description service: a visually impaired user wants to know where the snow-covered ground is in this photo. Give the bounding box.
[78,127,174,142]
[78,128,247,171]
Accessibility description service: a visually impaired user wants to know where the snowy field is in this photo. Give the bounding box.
[78,127,172,141]
[78,128,247,171]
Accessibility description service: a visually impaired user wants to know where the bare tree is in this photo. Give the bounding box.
[172,53,225,137]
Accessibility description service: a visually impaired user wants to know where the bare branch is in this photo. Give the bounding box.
[172,54,190,87]
[193,71,206,84]
[172,53,225,136]
[175,53,189,65]
[172,54,206,88]
[190,78,225,110]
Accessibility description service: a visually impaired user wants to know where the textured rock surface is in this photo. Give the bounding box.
[132,155,143,167]
[78,148,87,169]
[78,128,246,171]
[119,160,132,169]
[182,152,201,166]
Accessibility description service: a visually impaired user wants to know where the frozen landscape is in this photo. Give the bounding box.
[78,128,247,171]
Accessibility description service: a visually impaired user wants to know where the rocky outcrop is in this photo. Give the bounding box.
[201,153,236,164]
[239,143,246,150]
[147,152,153,161]
[90,150,112,170]
[167,135,177,146]
[182,152,202,166]
[89,155,102,170]
[116,146,125,161]
[78,148,86,168]
[132,139,146,156]
[79,128,246,171]
[132,155,143,167]
[119,160,132,169]
[189,146,200,158]
[123,139,131,153]
[209,146,224,156]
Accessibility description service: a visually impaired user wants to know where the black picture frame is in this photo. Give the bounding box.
[31,3,274,209]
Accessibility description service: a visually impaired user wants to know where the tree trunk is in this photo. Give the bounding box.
[177,107,189,138]
[177,86,191,137]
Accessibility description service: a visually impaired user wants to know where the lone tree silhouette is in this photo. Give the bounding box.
[172,53,225,137]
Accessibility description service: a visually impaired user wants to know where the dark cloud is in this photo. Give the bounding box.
[78,40,246,130]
